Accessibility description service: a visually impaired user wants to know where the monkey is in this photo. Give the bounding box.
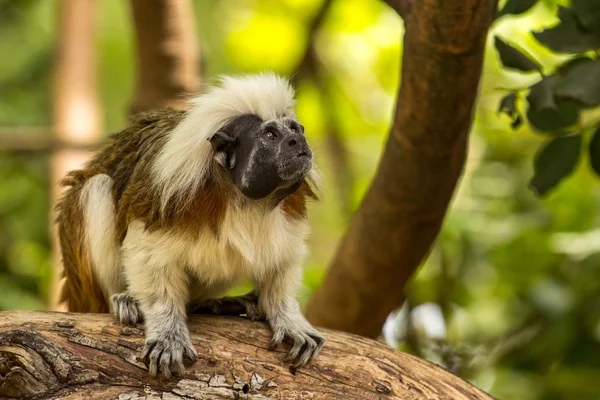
[55,72,325,378]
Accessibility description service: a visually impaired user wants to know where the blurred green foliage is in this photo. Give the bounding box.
[493,0,600,197]
[0,0,599,399]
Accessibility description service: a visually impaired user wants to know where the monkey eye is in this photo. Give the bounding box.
[265,131,277,140]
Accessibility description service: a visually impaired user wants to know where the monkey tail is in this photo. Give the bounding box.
[57,173,121,313]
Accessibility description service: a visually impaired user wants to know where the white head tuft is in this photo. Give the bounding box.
[151,72,298,210]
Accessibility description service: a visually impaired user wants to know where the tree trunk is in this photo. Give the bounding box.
[49,0,102,312]
[0,311,494,400]
[305,0,498,337]
[128,0,200,115]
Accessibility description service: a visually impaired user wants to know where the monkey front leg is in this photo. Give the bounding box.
[123,250,197,378]
[257,265,325,368]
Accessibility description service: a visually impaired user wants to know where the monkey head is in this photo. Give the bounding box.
[209,114,313,200]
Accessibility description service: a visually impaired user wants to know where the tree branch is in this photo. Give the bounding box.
[305,0,499,337]
[0,128,99,153]
[128,0,200,115]
[383,0,413,19]
[0,311,494,399]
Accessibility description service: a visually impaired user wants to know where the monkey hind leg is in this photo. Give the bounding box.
[188,291,266,322]
[111,293,143,325]
[80,174,124,299]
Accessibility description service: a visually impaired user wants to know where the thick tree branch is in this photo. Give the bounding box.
[0,311,494,399]
[128,0,200,115]
[305,0,498,337]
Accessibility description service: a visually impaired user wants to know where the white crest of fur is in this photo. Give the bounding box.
[152,72,303,210]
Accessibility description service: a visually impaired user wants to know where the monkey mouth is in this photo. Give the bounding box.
[277,156,312,182]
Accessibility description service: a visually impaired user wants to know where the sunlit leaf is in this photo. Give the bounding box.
[496,0,538,20]
[588,126,600,177]
[555,59,600,106]
[529,134,582,196]
[533,7,600,53]
[494,37,541,72]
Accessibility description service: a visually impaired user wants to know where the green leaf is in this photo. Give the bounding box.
[498,93,518,117]
[528,75,559,111]
[526,100,581,133]
[572,0,600,33]
[511,115,523,130]
[529,134,582,196]
[533,7,600,53]
[498,93,523,130]
[526,75,583,133]
[494,37,541,72]
[496,0,538,20]
[554,59,600,106]
[588,127,600,177]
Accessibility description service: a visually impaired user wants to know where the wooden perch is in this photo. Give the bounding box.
[0,311,493,399]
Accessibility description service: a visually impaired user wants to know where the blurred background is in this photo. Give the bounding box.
[1,0,599,399]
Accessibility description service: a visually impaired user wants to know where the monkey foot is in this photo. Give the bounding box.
[188,292,266,321]
[110,293,143,325]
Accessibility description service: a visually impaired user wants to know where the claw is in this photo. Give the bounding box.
[141,334,197,378]
[269,329,285,351]
[269,322,325,368]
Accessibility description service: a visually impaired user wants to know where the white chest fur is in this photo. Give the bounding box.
[122,205,310,287]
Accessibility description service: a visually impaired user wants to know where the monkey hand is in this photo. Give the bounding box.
[268,314,325,368]
[110,293,144,325]
[141,329,198,378]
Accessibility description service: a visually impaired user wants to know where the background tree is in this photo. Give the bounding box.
[306,0,498,337]
[49,0,101,312]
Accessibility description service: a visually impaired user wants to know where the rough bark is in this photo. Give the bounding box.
[49,0,102,312]
[305,0,498,337]
[128,0,200,115]
[0,311,494,400]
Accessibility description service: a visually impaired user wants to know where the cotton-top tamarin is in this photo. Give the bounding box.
[56,73,325,378]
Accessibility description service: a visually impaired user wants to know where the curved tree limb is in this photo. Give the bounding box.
[0,311,494,399]
[305,0,499,337]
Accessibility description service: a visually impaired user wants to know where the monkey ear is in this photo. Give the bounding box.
[209,131,237,169]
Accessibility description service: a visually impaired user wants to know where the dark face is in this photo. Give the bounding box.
[209,114,313,200]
